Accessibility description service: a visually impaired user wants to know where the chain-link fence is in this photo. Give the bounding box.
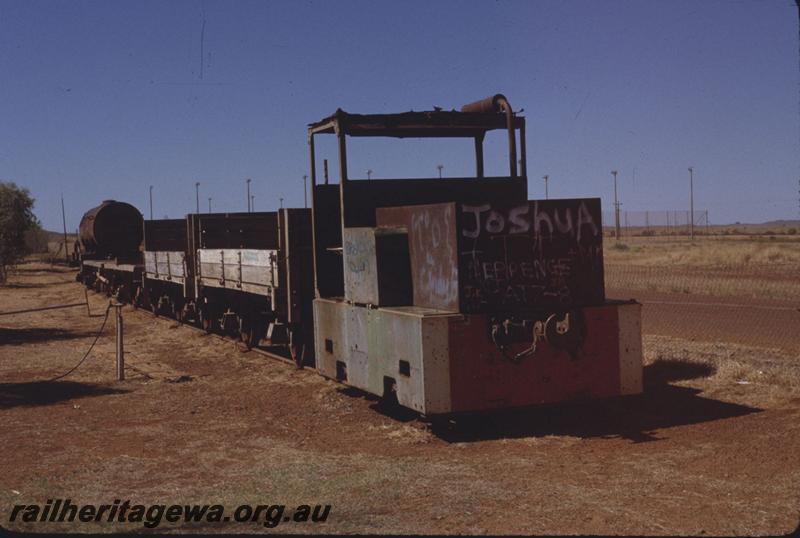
[602,210,710,237]
[604,235,800,355]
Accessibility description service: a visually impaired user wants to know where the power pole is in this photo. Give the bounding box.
[542,175,549,199]
[367,169,373,180]
[208,197,212,213]
[436,164,443,179]
[251,194,255,212]
[279,197,283,209]
[611,170,621,240]
[149,185,153,220]
[60,194,69,263]
[195,182,200,213]
[688,167,694,241]
[303,175,308,208]
[246,178,252,212]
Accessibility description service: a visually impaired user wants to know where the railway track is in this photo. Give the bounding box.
[86,288,302,369]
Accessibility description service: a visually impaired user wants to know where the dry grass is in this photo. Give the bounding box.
[605,237,800,268]
[643,335,800,408]
[604,237,800,299]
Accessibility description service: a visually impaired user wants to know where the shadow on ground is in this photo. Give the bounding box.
[350,357,759,444]
[0,327,100,345]
[0,381,127,409]
[1,281,65,289]
[12,265,72,274]
[644,357,716,386]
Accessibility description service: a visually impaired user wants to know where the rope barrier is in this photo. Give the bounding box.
[44,304,113,382]
[0,302,89,317]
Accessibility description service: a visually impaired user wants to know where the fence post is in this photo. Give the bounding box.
[114,302,124,381]
[686,210,690,238]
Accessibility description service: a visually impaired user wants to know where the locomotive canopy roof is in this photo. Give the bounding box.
[307,95,527,182]
[308,109,525,138]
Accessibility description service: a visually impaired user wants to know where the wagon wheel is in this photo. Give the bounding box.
[131,286,142,309]
[238,316,260,350]
[199,307,215,333]
[149,296,160,317]
[174,304,185,324]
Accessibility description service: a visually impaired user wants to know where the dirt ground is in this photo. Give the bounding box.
[2,262,800,535]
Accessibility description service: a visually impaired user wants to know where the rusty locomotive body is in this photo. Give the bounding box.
[77,94,643,415]
[307,95,642,414]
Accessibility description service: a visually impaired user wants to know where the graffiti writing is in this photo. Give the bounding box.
[458,199,604,312]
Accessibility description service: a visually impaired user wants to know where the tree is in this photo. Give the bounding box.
[0,182,39,283]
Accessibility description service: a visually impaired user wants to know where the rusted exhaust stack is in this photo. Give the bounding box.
[460,93,511,114]
[461,94,518,178]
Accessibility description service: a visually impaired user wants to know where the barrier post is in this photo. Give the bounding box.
[114,302,124,381]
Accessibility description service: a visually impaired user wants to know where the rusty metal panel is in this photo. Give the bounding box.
[313,185,344,298]
[342,177,527,228]
[343,227,412,306]
[197,212,279,250]
[380,198,604,314]
[308,109,525,138]
[143,219,186,252]
[279,208,314,324]
[457,198,605,312]
[377,204,460,312]
[445,303,639,414]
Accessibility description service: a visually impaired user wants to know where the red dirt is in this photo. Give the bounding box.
[1,262,799,535]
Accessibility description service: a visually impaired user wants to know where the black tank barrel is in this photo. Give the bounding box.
[79,200,143,257]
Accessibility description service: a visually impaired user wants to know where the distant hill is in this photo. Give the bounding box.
[714,220,800,227]
[758,220,800,227]
[43,230,77,242]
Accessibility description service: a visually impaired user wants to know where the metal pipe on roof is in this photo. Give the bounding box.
[461,94,517,178]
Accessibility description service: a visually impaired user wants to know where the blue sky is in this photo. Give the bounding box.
[0,0,797,231]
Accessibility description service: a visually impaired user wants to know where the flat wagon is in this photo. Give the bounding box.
[142,218,191,319]
[188,209,315,363]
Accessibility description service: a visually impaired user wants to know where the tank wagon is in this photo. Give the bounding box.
[308,95,643,415]
[76,200,144,301]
